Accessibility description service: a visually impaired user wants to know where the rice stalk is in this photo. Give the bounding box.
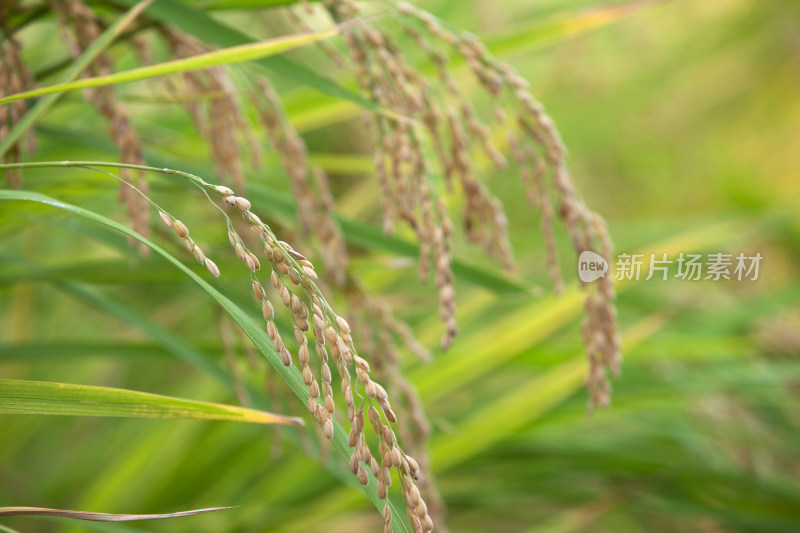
[318,0,621,412]
[0,3,36,188]
[50,0,150,255]
[0,159,429,532]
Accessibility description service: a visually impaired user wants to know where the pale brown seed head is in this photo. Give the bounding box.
[404,454,420,475]
[307,396,317,415]
[293,326,305,346]
[419,514,433,532]
[344,383,354,406]
[280,347,292,367]
[325,326,338,344]
[263,243,274,262]
[234,243,246,261]
[390,447,402,467]
[262,300,274,321]
[336,315,351,333]
[281,287,291,307]
[342,345,354,365]
[159,211,173,229]
[373,382,388,401]
[235,197,251,211]
[323,418,333,440]
[415,499,428,518]
[299,344,310,365]
[330,342,341,361]
[348,428,359,447]
[354,355,370,373]
[302,265,318,279]
[204,258,221,278]
[315,405,326,424]
[357,465,368,486]
[296,316,310,332]
[276,260,290,275]
[406,484,421,506]
[252,281,264,300]
[215,185,234,196]
[245,253,260,272]
[192,245,206,264]
[172,220,188,238]
[290,294,302,315]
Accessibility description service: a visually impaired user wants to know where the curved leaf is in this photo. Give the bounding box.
[0,379,304,426]
[0,506,233,522]
[0,27,341,106]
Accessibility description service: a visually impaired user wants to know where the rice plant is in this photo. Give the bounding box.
[2,0,799,532]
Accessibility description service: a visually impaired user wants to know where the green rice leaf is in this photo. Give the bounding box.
[0,379,304,426]
[0,506,233,522]
[0,27,341,106]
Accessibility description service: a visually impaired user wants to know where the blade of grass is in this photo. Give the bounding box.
[0,0,154,158]
[0,379,303,426]
[0,507,233,521]
[0,189,409,533]
[0,27,342,106]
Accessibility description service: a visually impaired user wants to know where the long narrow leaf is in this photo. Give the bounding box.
[0,27,341,106]
[0,379,303,426]
[0,507,233,522]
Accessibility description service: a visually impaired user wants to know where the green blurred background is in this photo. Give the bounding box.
[2,0,799,531]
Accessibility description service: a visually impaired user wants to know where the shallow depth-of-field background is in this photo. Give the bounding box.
[2,0,800,532]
